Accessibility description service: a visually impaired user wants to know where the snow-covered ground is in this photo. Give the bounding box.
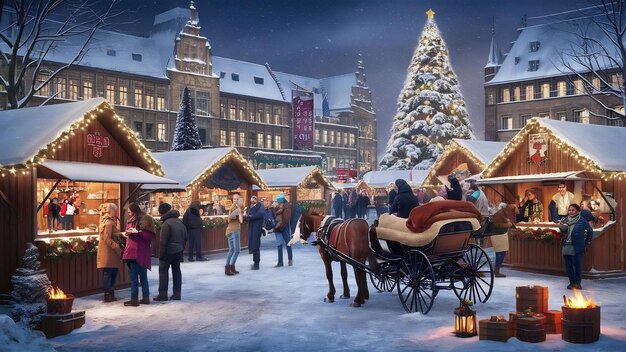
[3,235,626,352]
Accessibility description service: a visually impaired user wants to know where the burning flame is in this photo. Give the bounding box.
[48,286,67,299]
[564,289,597,308]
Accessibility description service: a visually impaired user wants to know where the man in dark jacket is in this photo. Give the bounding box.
[332,190,344,218]
[342,191,349,219]
[356,190,371,218]
[183,201,206,262]
[155,203,187,301]
[389,179,419,218]
[244,196,265,270]
[446,174,463,201]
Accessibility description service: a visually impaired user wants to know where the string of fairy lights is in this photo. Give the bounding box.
[421,140,486,189]
[186,148,267,191]
[0,100,165,178]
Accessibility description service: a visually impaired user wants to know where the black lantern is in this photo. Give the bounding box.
[454,300,477,337]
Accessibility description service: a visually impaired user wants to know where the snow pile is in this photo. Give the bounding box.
[0,315,56,352]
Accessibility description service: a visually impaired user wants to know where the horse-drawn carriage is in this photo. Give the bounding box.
[307,200,506,314]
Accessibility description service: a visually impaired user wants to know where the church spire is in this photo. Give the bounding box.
[485,18,503,68]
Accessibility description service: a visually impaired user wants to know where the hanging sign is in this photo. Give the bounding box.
[292,90,314,150]
[528,133,548,166]
[87,131,110,158]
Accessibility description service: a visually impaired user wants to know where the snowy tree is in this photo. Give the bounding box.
[171,87,202,151]
[0,0,123,109]
[379,9,474,170]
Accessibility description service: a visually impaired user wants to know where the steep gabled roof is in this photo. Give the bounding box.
[254,166,332,189]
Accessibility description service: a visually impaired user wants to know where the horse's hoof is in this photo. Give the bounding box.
[324,297,334,303]
[340,295,350,299]
[351,302,362,307]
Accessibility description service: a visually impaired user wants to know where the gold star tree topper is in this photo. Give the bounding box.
[426,8,435,21]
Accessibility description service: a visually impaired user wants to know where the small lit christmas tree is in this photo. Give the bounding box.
[171,87,202,151]
[379,8,474,170]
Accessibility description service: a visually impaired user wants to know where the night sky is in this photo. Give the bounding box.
[119,0,582,159]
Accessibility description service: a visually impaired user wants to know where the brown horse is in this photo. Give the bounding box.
[298,212,377,307]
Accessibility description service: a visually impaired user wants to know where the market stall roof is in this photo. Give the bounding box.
[38,160,177,184]
[361,169,428,188]
[253,166,332,189]
[476,171,596,185]
[0,98,164,176]
[142,147,266,190]
[483,117,626,178]
[332,182,358,190]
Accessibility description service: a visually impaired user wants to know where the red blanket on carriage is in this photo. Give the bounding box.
[405,200,482,233]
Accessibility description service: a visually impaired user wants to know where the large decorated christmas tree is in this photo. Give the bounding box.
[379,9,474,170]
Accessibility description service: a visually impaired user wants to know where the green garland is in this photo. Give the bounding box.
[44,236,99,260]
[509,228,562,244]
[298,200,327,213]
[154,217,228,230]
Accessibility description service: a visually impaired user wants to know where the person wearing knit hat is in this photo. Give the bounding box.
[158,203,172,215]
[273,193,293,267]
[154,202,187,301]
[276,193,286,203]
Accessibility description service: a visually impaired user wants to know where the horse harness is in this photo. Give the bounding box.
[322,218,358,258]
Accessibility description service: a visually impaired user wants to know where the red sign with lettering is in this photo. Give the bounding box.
[292,90,314,150]
[87,131,110,158]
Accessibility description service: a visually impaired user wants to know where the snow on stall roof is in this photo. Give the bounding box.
[453,139,507,165]
[361,169,428,188]
[254,166,320,188]
[212,56,285,102]
[0,99,107,166]
[537,118,626,171]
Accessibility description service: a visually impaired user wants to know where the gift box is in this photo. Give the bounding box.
[544,310,562,334]
[479,316,510,342]
[516,285,548,314]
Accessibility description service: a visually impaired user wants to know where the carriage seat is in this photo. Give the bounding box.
[376,213,481,248]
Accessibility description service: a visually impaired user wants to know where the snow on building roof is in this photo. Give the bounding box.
[486,14,617,85]
[144,147,266,190]
[272,71,325,116]
[485,35,503,68]
[453,139,507,165]
[320,73,357,114]
[254,166,331,189]
[361,169,428,188]
[212,56,286,102]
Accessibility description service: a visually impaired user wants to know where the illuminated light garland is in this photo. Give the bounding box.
[422,139,486,188]
[0,101,166,177]
[186,149,267,191]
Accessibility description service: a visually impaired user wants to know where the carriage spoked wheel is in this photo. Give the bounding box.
[396,250,436,314]
[451,244,494,304]
[369,271,396,292]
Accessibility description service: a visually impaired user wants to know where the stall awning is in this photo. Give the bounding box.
[476,171,598,185]
[38,160,178,184]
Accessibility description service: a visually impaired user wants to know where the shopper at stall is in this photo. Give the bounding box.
[389,179,419,218]
[64,201,75,230]
[122,214,155,306]
[274,193,293,267]
[225,194,243,275]
[446,174,463,201]
[560,204,593,290]
[466,183,489,216]
[552,182,576,219]
[59,198,69,230]
[47,198,61,232]
[518,189,543,223]
[125,202,143,231]
[245,195,265,270]
[332,190,344,218]
[356,189,371,219]
[183,201,206,262]
[154,202,187,301]
[97,202,122,303]
[342,191,349,219]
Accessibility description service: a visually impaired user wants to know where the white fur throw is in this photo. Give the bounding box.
[376,213,481,247]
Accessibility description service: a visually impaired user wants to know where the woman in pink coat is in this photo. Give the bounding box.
[122,214,156,306]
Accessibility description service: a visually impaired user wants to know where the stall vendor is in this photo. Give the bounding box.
[518,189,543,223]
[550,182,576,221]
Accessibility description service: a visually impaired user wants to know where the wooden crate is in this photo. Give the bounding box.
[479,317,510,342]
[38,311,85,338]
[544,310,562,334]
[516,315,546,343]
[516,285,548,314]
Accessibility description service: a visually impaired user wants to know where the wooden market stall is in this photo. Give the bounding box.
[141,147,266,254]
[254,166,333,215]
[361,169,429,214]
[0,99,176,296]
[476,117,625,278]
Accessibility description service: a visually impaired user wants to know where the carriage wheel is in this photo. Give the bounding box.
[369,271,396,292]
[451,244,494,304]
[396,250,436,314]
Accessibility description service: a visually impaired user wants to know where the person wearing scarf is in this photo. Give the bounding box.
[559,204,593,290]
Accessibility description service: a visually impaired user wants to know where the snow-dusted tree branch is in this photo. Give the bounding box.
[0,0,124,109]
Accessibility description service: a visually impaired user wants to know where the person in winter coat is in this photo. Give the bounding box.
[59,199,69,230]
[64,201,75,230]
[356,190,371,219]
[47,198,61,232]
[342,191,349,220]
[389,179,419,218]
[97,202,122,303]
[560,204,593,290]
[349,189,358,219]
[154,203,187,301]
[388,183,397,213]
[332,191,344,218]
[244,196,265,270]
[274,193,293,267]
[183,201,206,262]
[125,202,143,232]
[518,189,543,223]
[466,183,489,216]
[122,214,155,306]
[446,174,463,201]
[225,194,243,275]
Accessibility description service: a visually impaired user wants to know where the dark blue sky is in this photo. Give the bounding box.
[122,0,581,158]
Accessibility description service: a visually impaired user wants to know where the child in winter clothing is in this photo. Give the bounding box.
[122,214,155,306]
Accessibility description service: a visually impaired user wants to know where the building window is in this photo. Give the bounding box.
[329,131,335,145]
[591,76,601,91]
[528,60,540,71]
[556,111,567,121]
[134,85,143,108]
[524,85,534,101]
[322,130,328,144]
[198,128,207,145]
[132,53,142,62]
[56,77,67,99]
[193,91,209,116]
[540,82,550,99]
[265,105,271,124]
[229,131,236,146]
[239,131,245,146]
[514,56,520,65]
[119,85,128,105]
[145,86,154,110]
[538,112,550,119]
[500,115,512,130]
[254,77,264,84]
[220,72,225,78]
[105,83,115,103]
[220,130,227,146]
[486,90,495,105]
[145,123,154,139]
[275,135,281,149]
[83,80,93,99]
[529,41,540,52]
[350,133,356,147]
[572,109,589,123]
[36,73,50,97]
[612,73,623,89]
[574,79,584,94]
[500,88,510,103]
[257,133,264,148]
[513,86,520,101]
[157,122,166,141]
[607,118,624,127]
[266,134,272,149]
[134,121,143,137]
[315,129,320,143]
[229,103,236,120]
[274,110,280,125]
[520,114,532,127]
[231,73,239,81]
[257,105,263,123]
[557,81,567,97]
[247,102,255,121]
[107,49,116,56]
[237,101,246,120]
[220,101,225,118]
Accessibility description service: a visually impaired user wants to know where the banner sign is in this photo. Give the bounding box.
[528,133,548,166]
[87,131,110,158]
[292,90,314,150]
